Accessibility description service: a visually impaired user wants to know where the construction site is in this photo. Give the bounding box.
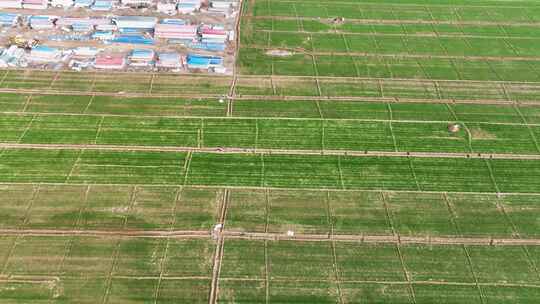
[0,0,240,72]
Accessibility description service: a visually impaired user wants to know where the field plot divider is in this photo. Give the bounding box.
[264,189,270,234]
[382,192,417,302]
[199,119,204,149]
[513,103,540,153]
[483,159,501,194]
[83,94,96,114]
[209,189,229,304]
[395,242,417,304]
[55,185,92,285]
[443,192,487,304]
[407,157,422,191]
[65,150,83,183]
[48,71,61,89]
[148,73,156,94]
[260,153,265,187]
[321,120,326,153]
[330,238,344,304]
[0,70,9,87]
[94,116,105,145]
[308,33,323,97]
[315,100,324,119]
[0,184,41,275]
[336,155,345,190]
[341,33,361,78]
[89,72,98,93]
[386,103,399,152]
[445,104,474,152]
[264,239,270,304]
[22,94,33,113]
[16,113,37,144]
[292,3,304,32]
[182,151,193,186]
[495,199,540,280]
[254,119,259,150]
[101,185,139,304]
[153,186,185,304]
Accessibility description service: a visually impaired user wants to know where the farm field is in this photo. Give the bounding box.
[2,0,540,302]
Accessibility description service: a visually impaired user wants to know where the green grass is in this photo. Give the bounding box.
[482,286,540,304]
[467,245,538,284]
[0,184,221,232]
[0,184,35,229]
[447,194,515,237]
[0,149,539,193]
[336,243,405,281]
[386,192,456,236]
[413,284,482,304]
[402,245,474,282]
[4,184,537,238]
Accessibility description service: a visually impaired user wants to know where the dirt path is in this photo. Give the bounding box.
[2,142,540,160]
[257,29,540,41]
[5,109,540,127]
[208,189,230,304]
[252,45,540,62]
[246,15,540,28]
[2,228,540,246]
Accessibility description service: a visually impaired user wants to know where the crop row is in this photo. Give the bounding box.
[2,112,539,154]
[1,184,539,238]
[1,235,539,303]
[0,70,231,94]
[220,239,540,303]
[235,75,540,101]
[239,48,540,82]
[0,149,539,193]
[6,92,540,121]
[6,69,540,102]
[0,236,212,303]
[246,18,540,39]
[248,0,540,23]
[245,31,540,59]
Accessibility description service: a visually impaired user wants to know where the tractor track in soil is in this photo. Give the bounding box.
[1,142,540,160]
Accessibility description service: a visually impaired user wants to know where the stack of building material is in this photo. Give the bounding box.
[114,16,158,31]
[28,15,57,30]
[0,45,26,67]
[49,34,91,41]
[121,0,153,7]
[186,40,225,51]
[157,1,176,15]
[186,53,223,69]
[161,18,186,25]
[91,0,113,10]
[58,17,112,32]
[200,25,228,43]
[111,34,154,44]
[156,51,181,68]
[22,0,48,9]
[0,13,20,27]
[177,0,200,14]
[28,45,63,62]
[92,30,114,40]
[129,48,155,66]
[94,53,126,69]
[155,22,197,40]
[50,0,74,7]
[74,0,94,7]
[72,46,101,57]
[208,0,234,15]
[0,0,22,9]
